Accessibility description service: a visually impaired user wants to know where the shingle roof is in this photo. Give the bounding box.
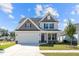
[17,13,60,31]
[41,16,59,22]
[40,12,59,22]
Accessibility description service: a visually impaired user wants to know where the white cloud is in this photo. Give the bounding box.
[63,19,68,29]
[45,7,59,17]
[35,4,43,11]
[9,14,14,19]
[35,11,41,16]
[70,18,75,22]
[0,3,14,19]
[64,19,67,23]
[43,4,50,8]
[35,4,59,17]
[71,11,75,15]
[71,5,79,15]
[76,5,79,8]
[64,18,75,23]
[20,15,25,18]
[0,3,13,14]
[35,4,43,16]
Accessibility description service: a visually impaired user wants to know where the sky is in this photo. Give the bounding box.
[0,3,79,31]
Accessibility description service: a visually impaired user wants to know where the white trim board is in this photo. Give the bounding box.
[17,18,41,30]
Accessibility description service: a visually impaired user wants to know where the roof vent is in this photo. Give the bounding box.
[47,16,51,20]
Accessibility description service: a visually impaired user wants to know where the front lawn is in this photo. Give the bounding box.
[42,53,79,56]
[39,44,79,50]
[0,41,16,50]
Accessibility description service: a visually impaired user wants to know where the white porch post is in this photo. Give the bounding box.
[57,33,59,42]
[51,33,52,41]
[44,33,46,41]
[46,33,48,43]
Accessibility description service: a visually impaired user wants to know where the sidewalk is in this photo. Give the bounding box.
[40,50,79,53]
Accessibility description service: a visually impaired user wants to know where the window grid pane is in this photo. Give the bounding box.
[44,23,48,29]
[50,24,54,29]
[25,23,31,29]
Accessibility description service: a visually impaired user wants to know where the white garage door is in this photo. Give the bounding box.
[15,31,40,45]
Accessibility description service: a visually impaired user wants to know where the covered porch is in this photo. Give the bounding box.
[39,33,58,44]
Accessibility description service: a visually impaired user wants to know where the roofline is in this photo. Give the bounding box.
[39,12,59,22]
[39,13,47,22]
[16,18,41,30]
[28,18,41,30]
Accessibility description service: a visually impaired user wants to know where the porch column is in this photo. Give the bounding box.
[57,33,60,42]
[44,33,46,41]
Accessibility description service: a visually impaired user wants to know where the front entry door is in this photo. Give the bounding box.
[41,33,45,42]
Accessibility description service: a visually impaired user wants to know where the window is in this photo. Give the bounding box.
[25,23,31,29]
[44,23,48,29]
[50,24,54,29]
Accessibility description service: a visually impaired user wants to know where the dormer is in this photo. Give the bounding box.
[39,12,59,30]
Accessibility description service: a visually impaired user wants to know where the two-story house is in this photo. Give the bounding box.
[15,12,61,45]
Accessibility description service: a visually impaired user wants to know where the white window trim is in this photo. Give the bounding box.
[44,23,54,29]
[25,23,31,29]
[44,23,48,29]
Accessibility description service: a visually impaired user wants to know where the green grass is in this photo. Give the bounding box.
[0,41,16,50]
[42,53,79,56]
[40,44,79,50]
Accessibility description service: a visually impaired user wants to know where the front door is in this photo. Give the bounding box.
[41,33,45,42]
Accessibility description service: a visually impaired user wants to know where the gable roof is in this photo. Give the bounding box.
[16,12,60,31]
[39,12,59,22]
[16,18,41,30]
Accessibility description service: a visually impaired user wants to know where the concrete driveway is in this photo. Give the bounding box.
[1,44,43,56]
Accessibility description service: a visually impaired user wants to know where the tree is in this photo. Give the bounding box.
[1,29,9,36]
[10,32,15,41]
[64,20,76,46]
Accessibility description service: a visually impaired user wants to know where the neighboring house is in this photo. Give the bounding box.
[15,12,61,45]
[74,23,79,44]
[60,23,79,44]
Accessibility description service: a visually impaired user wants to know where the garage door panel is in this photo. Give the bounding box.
[16,31,40,44]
